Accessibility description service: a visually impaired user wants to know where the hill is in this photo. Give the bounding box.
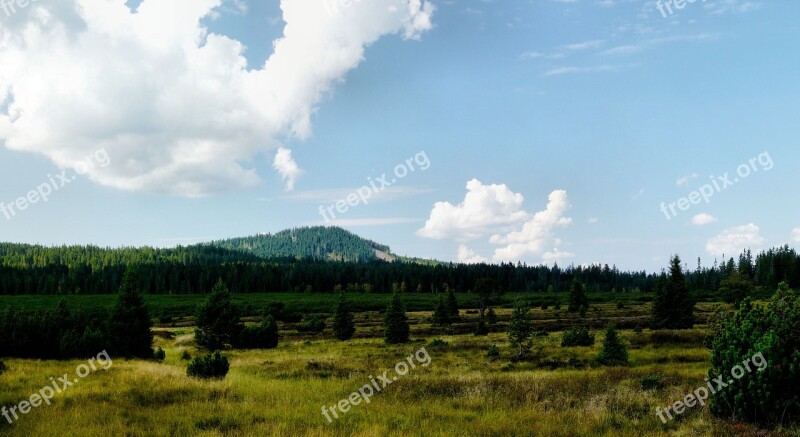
[205,226,394,263]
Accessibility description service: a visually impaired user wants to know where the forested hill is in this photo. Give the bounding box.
[205,227,393,262]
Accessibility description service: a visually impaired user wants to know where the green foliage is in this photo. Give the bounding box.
[447,288,459,318]
[383,293,410,344]
[474,278,500,315]
[264,301,302,323]
[432,296,451,326]
[640,374,663,390]
[428,338,448,349]
[709,283,800,425]
[651,255,695,330]
[474,319,489,336]
[108,270,153,358]
[486,344,500,358]
[568,281,589,316]
[332,294,356,340]
[507,300,534,360]
[187,351,230,379]
[236,316,279,349]
[0,360,6,375]
[195,279,242,350]
[718,272,753,305]
[153,347,166,362]
[296,314,327,334]
[595,325,628,366]
[486,307,497,325]
[210,226,392,262]
[180,350,191,361]
[561,326,595,347]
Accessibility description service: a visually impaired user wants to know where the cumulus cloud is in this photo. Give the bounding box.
[706,223,764,257]
[272,147,303,191]
[691,213,718,226]
[0,0,434,196]
[490,190,572,262]
[416,179,528,240]
[457,244,488,264]
[419,180,572,264]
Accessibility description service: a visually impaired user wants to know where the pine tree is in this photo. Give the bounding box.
[568,281,589,316]
[486,307,497,325]
[384,293,410,344]
[432,296,451,326]
[108,269,153,358]
[333,293,356,340]
[447,288,459,318]
[595,325,628,366]
[651,255,695,329]
[507,300,534,360]
[195,279,242,350]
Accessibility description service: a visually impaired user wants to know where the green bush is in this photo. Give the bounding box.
[235,316,279,349]
[153,347,166,362]
[187,351,230,379]
[296,314,326,334]
[561,326,595,347]
[640,374,663,390]
[428,338,448,349]
[595,325,628,366]
[709,283,800,425]
[180,350,191,361]
[486,344,500,358]
[0,360,6,375]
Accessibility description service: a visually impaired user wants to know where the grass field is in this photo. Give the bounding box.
[1,301,796,436]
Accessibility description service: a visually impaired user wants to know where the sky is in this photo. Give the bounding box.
[0,0,798,272]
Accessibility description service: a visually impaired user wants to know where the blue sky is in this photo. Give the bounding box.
[0,0,798,271]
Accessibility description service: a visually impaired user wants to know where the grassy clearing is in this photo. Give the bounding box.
[1,302,796,436]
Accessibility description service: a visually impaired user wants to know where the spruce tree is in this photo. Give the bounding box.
[333,293,356,340]
[108,269,153,358]
[507,300,534,360]
[447,288,459,318]
[651,255,695,329]
[568,281,589,316]
[595,325,628,366]
[195,279,242,350]
[432,296,451,326]
[384,293,410,344]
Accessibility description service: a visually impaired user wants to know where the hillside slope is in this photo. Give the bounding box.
[206,226,394,263]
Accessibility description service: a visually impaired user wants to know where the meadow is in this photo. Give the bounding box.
[1,300,796,436]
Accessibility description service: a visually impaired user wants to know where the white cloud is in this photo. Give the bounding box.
[706,223,764,257]
[457,244,488,264]
[588,217,599,224]
[419,181,573,263]
[0,0,434,196]
[792,228,800,243]
[272,147,303,191]
[542,248,575,264]
[691,213,718,226]
[676,173,699,187]
[416,179,528,240]
[490,190,572,262]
